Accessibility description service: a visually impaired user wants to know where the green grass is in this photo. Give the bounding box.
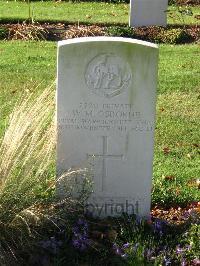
[0,1,199,25]
[0,40,199,207]
[158,44,200,94]
[153,90,200,206]
[0,41,56,128]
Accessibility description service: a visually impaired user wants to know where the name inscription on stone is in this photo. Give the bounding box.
[58,102,153,133]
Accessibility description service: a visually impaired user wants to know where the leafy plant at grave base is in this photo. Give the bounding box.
[161,28,193,44]
[131,26,163,43]
[105,26,194,44]
[112,213,200,265]
[16,209,198,266]
[168,0,176,4]
[0,27,9,40]
[106,26,134,38]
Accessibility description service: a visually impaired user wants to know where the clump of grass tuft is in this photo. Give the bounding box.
[0,83,94,265]
[0,83,55,186]
[0,83,56,262]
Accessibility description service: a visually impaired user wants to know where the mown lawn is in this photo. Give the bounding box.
[0,40,199,207]
[0,1,199,25]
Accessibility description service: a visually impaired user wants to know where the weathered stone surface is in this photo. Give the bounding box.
[57,37,158,217]
[129,0,168,27]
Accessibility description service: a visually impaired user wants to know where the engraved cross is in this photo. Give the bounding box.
[88,136,124,191]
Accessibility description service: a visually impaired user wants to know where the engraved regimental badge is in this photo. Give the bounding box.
[85,54,132,98]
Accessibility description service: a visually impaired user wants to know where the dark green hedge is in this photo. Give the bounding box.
[106,26,194,44]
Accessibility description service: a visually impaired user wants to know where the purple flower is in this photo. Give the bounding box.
[121,253,128,258]
[72,225,80,236]
[72,219,88,235]
[77,218,88,228]
[113,243,128,259]
[113,243,124,256]
[193,258,200,265]
[144,248,155,261]
[176,245,185,255]
[72,238,88,251]
[153,219,167,236]
[164,257,171,265]
[133,243,139,253]
[72,218,90,251]
[72,233,90,251]
[183,211,190,220]
[72,239,80,249]
[181,259,187,266]
[122,243,130,249]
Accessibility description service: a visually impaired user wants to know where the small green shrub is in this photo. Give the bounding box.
[106,26,193,44]
[106,26,134,38]
[168,0,176,4]
[161,28,193,44]
[0,27,8,40]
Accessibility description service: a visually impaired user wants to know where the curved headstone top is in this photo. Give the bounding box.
[57,37,159,218]
[58,37,158,49]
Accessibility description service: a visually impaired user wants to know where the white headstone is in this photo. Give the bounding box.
[129,0,168,27]
[57,37,158,218]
